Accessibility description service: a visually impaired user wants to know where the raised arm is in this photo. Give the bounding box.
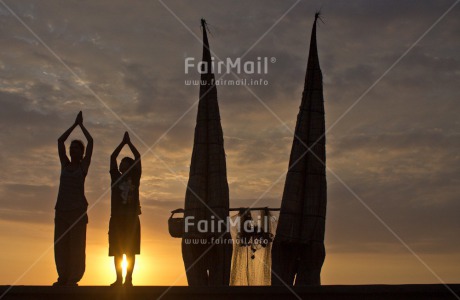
[125,132,142,174]
[110,136,126,172]
[57,113,80,166]
[79,124,93,174]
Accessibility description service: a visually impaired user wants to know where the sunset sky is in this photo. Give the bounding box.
[0,0,459,286]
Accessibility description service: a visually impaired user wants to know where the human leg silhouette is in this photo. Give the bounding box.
[67,214,87,286]
[124,255,135,286]
[111,255,123,286]
[54,213,70,285]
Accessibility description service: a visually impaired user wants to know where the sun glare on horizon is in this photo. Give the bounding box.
[122,254,128,279]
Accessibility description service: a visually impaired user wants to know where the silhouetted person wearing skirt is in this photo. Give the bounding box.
[109,132,142,287]
[54,111,93,286]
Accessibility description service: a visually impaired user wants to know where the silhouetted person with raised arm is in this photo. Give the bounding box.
[54,111,93,286]
[109,132,142,287]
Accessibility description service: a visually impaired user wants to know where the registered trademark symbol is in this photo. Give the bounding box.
[271,57,276,63]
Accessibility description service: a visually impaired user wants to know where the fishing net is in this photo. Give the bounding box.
[229,209,278,286]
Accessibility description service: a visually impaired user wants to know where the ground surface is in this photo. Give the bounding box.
[1,284,459,300]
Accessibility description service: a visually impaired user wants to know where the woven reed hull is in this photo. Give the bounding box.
[182,20,231,286]
[182,235,233,286]
[271,240,325,286]
[273,15,327,285]
[276,15,326,244]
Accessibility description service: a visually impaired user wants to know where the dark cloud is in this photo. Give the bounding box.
[0,183,55,224]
